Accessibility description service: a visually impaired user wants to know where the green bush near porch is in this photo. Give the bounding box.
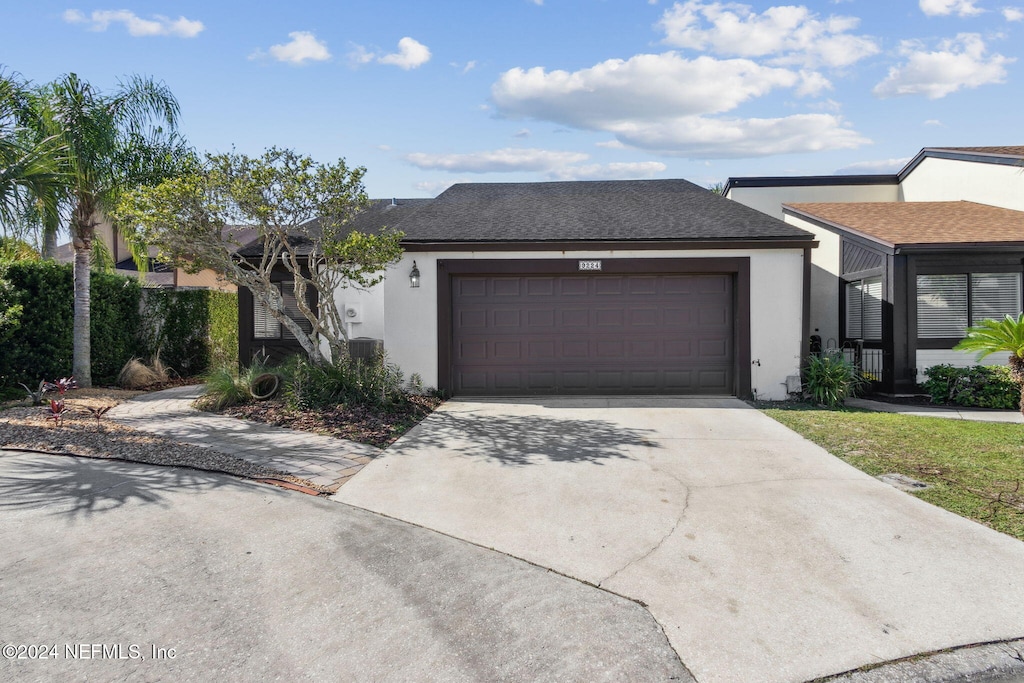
[922,364,1020,410]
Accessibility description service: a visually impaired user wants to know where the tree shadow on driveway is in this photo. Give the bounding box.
[0,451,252,520]
[392,408,661,467]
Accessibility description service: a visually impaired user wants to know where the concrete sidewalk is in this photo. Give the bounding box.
[847,397,1024,423]
[108,385,380,490]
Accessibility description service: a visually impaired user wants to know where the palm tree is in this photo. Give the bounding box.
[31,73,182,387]
[0,71,64,235]
[954,313,1024,415]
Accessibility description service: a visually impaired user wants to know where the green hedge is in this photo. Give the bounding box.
[0,260,141,388]
[139,289,238,376]
[922,364,1020,410]
[0,260,238,392]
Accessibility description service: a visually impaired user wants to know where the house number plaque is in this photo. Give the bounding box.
[578,260,602,271]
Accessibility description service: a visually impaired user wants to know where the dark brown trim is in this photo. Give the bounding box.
[436,257,753,398]
[404,239,816,253]
[801,246,812,368]
[726,174,898,195]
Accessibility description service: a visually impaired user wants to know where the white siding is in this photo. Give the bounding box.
[366,248,806,400]
[784,213,841,345]
[900,157,1024,211]
[726,183,899,220]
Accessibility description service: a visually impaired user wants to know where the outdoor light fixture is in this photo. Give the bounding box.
[409,261,421,288]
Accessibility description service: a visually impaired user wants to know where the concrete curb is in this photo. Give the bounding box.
[815,639,1024,683]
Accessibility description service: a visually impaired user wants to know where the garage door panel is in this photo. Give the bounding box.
[594,278,623,295]
[459,278,488,297]
[560,279,589,296]
[522,278,551,296]
[493,310,521,327]
[451,273,735,395]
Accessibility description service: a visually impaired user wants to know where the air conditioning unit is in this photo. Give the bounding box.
[348,337,383,360]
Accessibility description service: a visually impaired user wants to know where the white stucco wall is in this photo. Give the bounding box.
[899,157,1024,210]
[726,183,899,220]
[783,213,841,346]
[348,249,806,400]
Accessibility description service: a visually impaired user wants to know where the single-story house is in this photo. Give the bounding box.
[725,146,1024,394]
[238,179,817,400]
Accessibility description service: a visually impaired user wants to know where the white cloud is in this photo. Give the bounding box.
[404,148,589,173]
[923,118,944,126]
[492,53,798,127]
[604,113,869,158]
[919,0,984,17]
[548,162,668,181]
[414,179,461,196]
[490,50,868,158]
[658,1,879,68]
[596,139,627,149]
[62,9,203,37]
[350,37,431,70]
[873,34,1012,99]
[796,70,832,96]
[256,31,331,64]
[347,44,376,66]
[1004,7,1024,20]
[406,148,666,181]
[450,60,477,73]
[379,37,431,70]
[834,157,912,174]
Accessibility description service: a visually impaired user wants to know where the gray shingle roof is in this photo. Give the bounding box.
[236,180,811,256]
[392,179,810,243]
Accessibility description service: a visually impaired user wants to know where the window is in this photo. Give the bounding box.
[845,277,882,340]
[252,283,314,340]
[917,272,1022,339]
[253,292,281,339]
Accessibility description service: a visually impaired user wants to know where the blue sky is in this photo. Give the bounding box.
[3,1,1022,197]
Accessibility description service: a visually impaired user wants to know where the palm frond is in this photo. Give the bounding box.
[954,314,1024,360]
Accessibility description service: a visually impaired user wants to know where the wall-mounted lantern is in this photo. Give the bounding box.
[409,261,421,288]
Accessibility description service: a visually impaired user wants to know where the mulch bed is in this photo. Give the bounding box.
[219,394,443,449]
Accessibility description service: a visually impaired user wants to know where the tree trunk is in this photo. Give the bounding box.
[72,242,91,387]
[42,227,58,260]
[1009,355,1024,417]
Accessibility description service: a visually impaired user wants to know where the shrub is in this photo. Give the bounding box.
[285,351,407,411]
[195,352,271,410]
[139,288,238,378]
[90,271,142,383]
[117,357,171,389]
[803,351,867,409]
[922,364,1020,410]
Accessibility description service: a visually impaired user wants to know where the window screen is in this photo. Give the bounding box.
[845,277,882,340]
[253,292,281,339]
[917,274,968,338]
[971,272,1022,324]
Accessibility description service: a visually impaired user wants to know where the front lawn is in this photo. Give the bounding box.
[762,405,1024,541]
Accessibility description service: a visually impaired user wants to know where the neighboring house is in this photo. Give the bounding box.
[725,146,1024,394]
[56,217,239,291]
[238,180,816,400]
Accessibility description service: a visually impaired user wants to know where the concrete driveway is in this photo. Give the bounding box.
[0,451,687,682]
[335,397,1024,683]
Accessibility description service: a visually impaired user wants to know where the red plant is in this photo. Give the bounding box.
[52,377,77,395]
[47,398,69,428]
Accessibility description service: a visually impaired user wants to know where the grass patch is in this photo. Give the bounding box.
[761,404,1024,541]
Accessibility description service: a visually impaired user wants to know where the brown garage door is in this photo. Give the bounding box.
[450,273,734,395]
